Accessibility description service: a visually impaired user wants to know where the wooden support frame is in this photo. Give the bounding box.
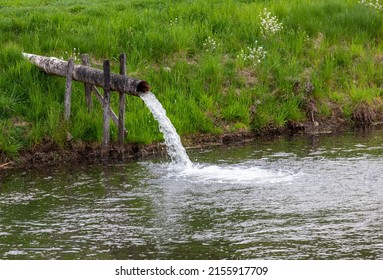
[102,60,111,158]
[118,53,127,160]
[64,58,74,120]
[81,54,93,111]
[23,52,147,160]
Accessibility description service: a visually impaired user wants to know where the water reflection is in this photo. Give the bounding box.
[1,131,383,259]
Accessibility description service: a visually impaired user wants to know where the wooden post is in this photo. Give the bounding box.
[81,54,93,111]
[64,58,74,120]
[102,60,111,158]
[118,53,127,160]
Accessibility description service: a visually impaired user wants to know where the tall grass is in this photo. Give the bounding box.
[1,0,383,156]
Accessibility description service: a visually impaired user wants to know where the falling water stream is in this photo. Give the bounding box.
[139,92,192,167]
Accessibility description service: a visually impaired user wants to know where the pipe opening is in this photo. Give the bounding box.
[137,81,150,93]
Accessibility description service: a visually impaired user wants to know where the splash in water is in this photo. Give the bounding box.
[140,92,298,184]
[175,162,297,184]
[140,92,192,167]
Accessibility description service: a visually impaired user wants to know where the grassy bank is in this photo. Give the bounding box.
[1,0,383,159]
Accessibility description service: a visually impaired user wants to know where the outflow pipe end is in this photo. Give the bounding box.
[137,81,150,94]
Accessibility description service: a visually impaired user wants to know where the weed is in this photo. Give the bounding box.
[237,41,267,67]
[203,36,220,53]
[259,8,283,37]
[59,48,81,63]
[0,120,25,157]
[0,92,21,119]
[359,0,383,11]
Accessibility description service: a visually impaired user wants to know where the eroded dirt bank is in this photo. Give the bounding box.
[1,112,382,172]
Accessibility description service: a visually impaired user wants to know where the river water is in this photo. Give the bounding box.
[1,131,383,259]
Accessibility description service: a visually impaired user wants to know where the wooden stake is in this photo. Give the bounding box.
[118,53,127,160]
[64,58,74,120]
[81,54,93,111]
[102,60,111,158]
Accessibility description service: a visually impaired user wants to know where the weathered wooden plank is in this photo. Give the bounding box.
[102,60,111,158]
[118,53,127,159]
[23,53,150,95]
[81,54,93,110]
[64,58,74,120]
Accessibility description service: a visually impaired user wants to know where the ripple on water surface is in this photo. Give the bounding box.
[1,133,383,259]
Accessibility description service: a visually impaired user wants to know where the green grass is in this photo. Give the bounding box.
[1,0,383,157]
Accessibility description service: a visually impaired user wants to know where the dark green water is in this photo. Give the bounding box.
[1,131,383,259]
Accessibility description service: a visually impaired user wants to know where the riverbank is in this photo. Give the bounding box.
[1,110,378,171]
[2,0,383,165]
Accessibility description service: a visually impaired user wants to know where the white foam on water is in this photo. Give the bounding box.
[140,92,192,167]
[184,164,296,184]
[149,162,298,185]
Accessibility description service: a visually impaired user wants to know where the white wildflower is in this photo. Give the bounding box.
[359,0,383,11]
[237,41,267,66]
[169,17,178,26]
[203,36,220,52]
[259,8,283,37]
[62,48,81,63]
[127,27,134,36]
